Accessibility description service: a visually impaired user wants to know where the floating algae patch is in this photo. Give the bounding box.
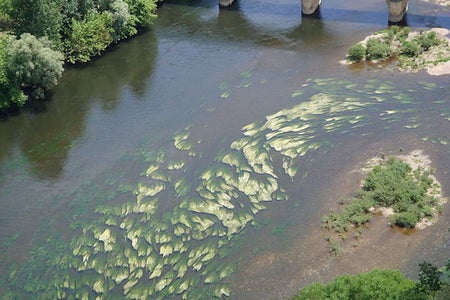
[5,78,446,299]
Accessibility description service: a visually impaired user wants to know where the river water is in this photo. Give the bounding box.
[0,0,449,299]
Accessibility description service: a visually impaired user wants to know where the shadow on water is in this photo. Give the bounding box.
[0,30,158,180]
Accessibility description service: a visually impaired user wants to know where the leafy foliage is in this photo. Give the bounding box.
[346,26,446,67]
[400,41,422,57]
[361,157,438,228]
[6,33,64,99]
[0,0,159,108]
[417,262,442,294]
[294,269,416,300]
[64,13,114,63]
[9,0,63,42]
[414,31,441,51]
[125,0,158,28]
[323,156,439,234]
[4,0,158,64]
[322,197,374,233]
[0,35,26,109]
[366,38,392,61]
[347,44,366,62]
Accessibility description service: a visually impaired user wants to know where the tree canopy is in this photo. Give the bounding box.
[0,0,159,110]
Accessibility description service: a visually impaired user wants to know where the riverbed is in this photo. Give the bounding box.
[1,0,449,299]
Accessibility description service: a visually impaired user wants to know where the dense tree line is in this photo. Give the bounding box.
[294,261,450,300]
[0,0,160,110]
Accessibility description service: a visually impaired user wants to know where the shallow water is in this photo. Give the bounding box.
[0,0,449,299]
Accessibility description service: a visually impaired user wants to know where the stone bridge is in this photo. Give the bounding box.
[219,0,409,23]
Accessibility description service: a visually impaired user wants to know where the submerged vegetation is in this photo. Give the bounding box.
[346,26,449,72]
[1,78,447,299]
[322,153,444,255]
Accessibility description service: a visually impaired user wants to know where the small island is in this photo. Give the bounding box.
[322,150,446,256]
[292,150,449,300]
[345,26,450,76]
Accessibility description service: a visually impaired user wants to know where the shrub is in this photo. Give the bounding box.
[347,44,366,62]
[400,41,422,57]
[417,262,442,293]
[391,210,420,228]
[294,269,416,300]
[327,237,344,256]
[397,26,410,42]
[362,157,436,228]
[324,157,439,232]
[414,31,441,51]
[366,38,392,61]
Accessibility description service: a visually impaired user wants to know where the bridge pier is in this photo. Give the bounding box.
[301,0,321,15]
[220,0,408,23]
[385,0,409,23]
[219,0,237,7]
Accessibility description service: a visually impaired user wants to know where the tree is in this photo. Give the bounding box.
[417,262,442,294]
[64,12,114,63]
[295,269,416,300]
[9,0,63,43]
[125,0,157,28]
[0,35,26,110]
[110,0,134,41]
[6,33,64,99]
[0,0,12,21]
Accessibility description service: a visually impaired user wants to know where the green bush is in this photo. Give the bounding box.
[414,31,441,51]
[347,44,366,62]
[400,41,422,57]
[9,0,63,43]
[324,157,439,232]
[64,13,114,64]
[362,157,436,228]
[125,0,158,28]
[110,0,134,42]
[391,210,420,228]
[397,26,410,42]
[294,269,416,300]
[417,262,442,293]
[366,38,392,61]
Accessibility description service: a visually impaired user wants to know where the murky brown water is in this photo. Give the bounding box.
[1,0,449,299]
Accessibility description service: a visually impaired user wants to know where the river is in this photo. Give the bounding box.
[0,0,449,299]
